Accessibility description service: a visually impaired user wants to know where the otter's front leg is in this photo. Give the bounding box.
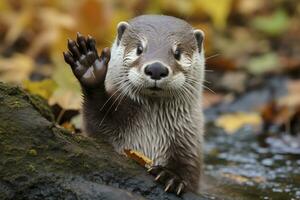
[63,33,110,95]
[149,146,202,195]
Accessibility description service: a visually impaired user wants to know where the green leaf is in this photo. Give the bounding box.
[251,9,289,36]
[246,53,280,74]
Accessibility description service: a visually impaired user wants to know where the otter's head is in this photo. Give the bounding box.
[106,15,205,102]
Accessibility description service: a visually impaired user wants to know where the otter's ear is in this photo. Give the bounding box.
[193,29,205,53]
[117,21,130,45]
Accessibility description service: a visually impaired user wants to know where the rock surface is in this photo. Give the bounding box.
[0,83,206,200]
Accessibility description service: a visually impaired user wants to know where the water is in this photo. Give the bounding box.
[203,125,300,200]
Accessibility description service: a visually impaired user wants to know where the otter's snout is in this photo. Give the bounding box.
[144,62,169,80]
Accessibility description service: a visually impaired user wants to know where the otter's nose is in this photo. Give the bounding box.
[144,62,169,80]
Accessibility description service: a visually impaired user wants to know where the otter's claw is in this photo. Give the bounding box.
[63,32,110,88]
[148,165,187,195]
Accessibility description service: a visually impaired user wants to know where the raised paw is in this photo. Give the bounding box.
[148,165,187,195]
[63,32,110,87]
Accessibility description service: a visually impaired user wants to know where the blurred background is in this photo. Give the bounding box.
[0,0,300,199]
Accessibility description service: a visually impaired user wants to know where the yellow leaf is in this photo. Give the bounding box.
[160,0,195,16]
[61,122,75,132]
[124,149,153,168]
[197,0,233,29]
[216,112,262,134]
[23,79,57,99]
[222,173,265,184]
[0,0,9,11]
[0,54,34,83]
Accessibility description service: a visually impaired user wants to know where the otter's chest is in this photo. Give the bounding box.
[110,104,186,165]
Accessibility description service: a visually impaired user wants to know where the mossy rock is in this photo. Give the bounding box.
[0,82,206,200]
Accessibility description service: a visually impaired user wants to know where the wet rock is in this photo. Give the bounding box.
[0,82,207,200]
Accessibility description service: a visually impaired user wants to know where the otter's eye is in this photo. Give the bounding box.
[174,49,181,60]
[136,44,143,55]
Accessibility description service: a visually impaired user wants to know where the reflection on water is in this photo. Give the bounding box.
[203,125,300,200]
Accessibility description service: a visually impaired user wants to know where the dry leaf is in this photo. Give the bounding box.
[197,0,233,30]
[222,173,265,184]
[61,122,75,132]
[0,54,34,83]
[22,79,57,99]
[124,149,153,168]
[216,112,262,134]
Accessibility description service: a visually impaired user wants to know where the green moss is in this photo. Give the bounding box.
[26,94,55,122]
[0,83,23,96]
[28,149,37,156]
[74,135,85,143]
[7,100,23,108]
[27,164,36,173]
[0,82,156,199]
[0,82,54,122]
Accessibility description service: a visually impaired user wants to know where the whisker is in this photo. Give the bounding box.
[114,83,135,111]
[100,83,128,111]
[206,53,220,60]
[202,84,216,94]
[99,82,130,127]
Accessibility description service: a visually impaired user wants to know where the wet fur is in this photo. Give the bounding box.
[82,15,205,193]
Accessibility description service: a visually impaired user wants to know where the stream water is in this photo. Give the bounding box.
[203,125,300,200]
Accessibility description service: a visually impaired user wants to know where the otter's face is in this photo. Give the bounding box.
[106,16,205,102]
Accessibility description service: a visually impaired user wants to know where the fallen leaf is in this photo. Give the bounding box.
[0,54,34,83]
[216,112,262,134]
[197,0,233,30]
[251,9,289,36]
[124,149,153,168]
[246,53,280,74]
[237,0,265,15]
[219,72,247,93]
[23,79,57,99]
[61,122,75,133]
[222,173,265,184]
[160,0,195,17]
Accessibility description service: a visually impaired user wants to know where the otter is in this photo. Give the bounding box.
[63,15,205,195]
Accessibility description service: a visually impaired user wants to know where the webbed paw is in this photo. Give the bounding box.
[63,33,110,88]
